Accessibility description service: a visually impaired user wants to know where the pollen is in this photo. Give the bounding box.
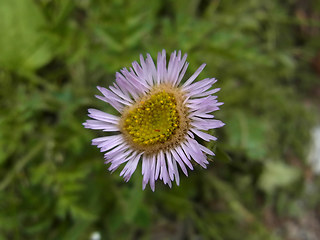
[123,91,179,146]
[120,84,190,153]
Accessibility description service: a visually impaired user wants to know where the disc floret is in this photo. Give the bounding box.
[123,91,180,146]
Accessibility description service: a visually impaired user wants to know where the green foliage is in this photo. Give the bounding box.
[0,0,319,239]
[259,161,301,194]
[0,0,54,71]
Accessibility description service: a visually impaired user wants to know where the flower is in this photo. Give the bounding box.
[83,50,224,191]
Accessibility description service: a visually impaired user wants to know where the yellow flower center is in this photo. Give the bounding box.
[120,85,189,154]
[124,91,179,146]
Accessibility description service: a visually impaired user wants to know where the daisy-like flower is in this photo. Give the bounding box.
[84,50,224,191]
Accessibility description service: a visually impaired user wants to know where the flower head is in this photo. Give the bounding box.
[84,50,224,191]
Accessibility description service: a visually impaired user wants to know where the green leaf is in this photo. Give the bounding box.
[226,112,269,161]
[0,0,53,71]
[215,146,232,163]
[258,161,301,193]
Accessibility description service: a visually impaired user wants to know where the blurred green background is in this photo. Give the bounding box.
[1,0,320,239]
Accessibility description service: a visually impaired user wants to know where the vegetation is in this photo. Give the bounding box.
[0,0,319,239]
